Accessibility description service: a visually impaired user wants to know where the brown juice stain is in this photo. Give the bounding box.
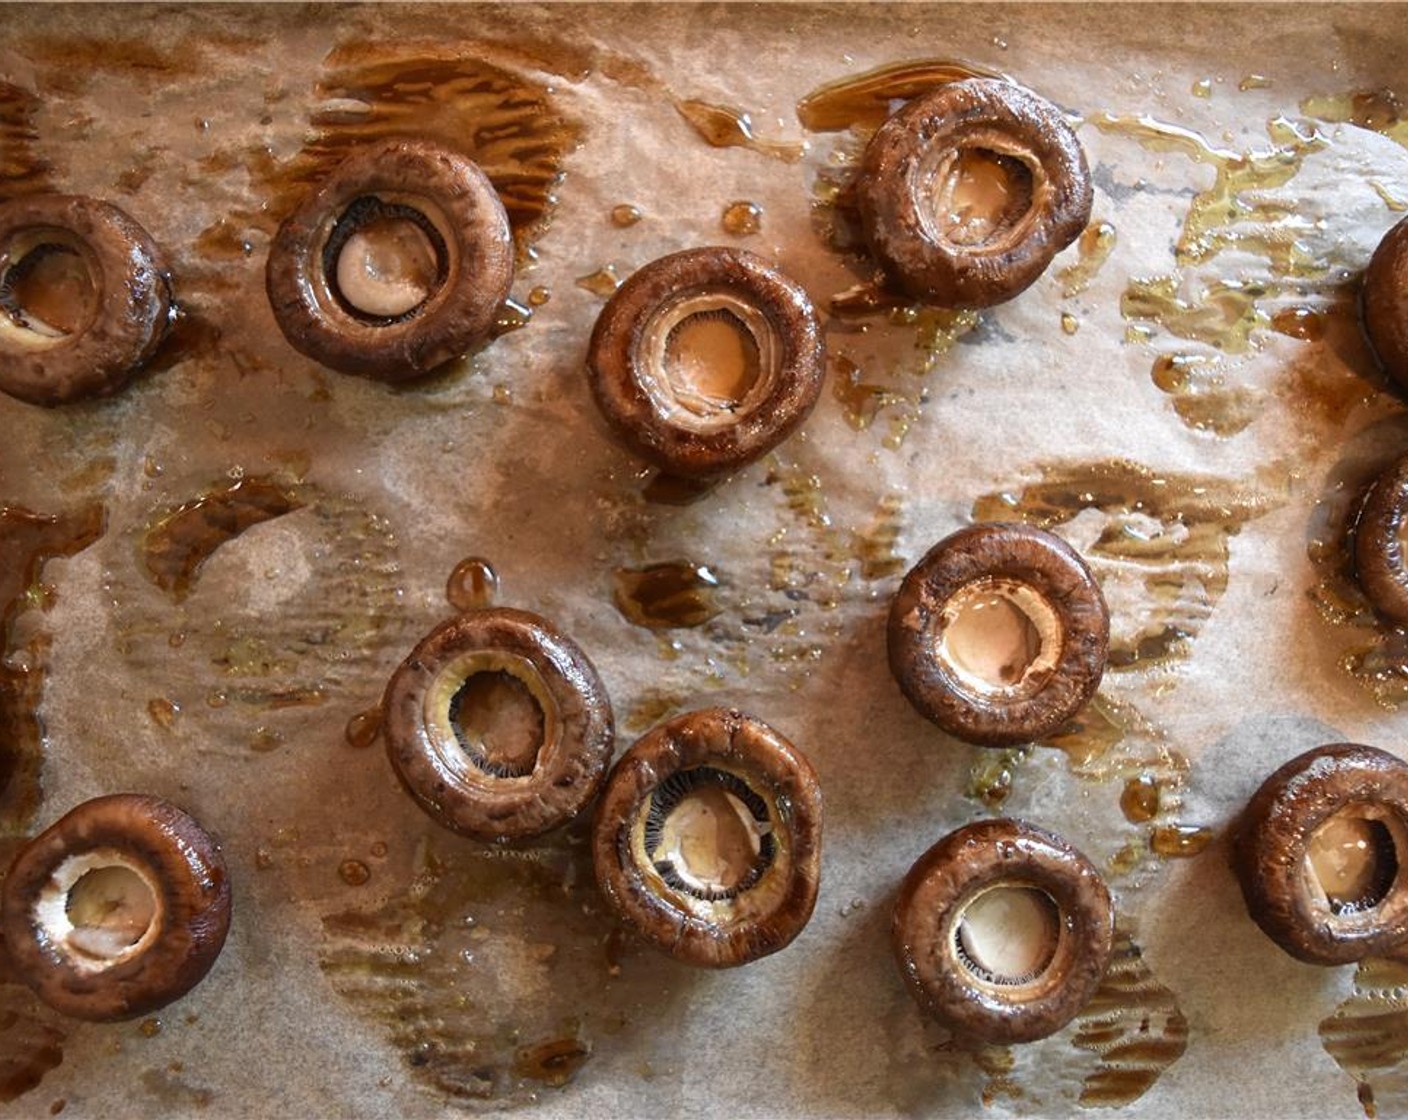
[1302,88,1408,150]
[972,1044,1022,1107]
[446,557,499,612]
[0,83,54,195]
[795,58,1004,133]
[319,831,682,1105]
[1058,220,1117,298]
[831,355,911,434]
[142,477,303,602]
[1069,926,1189,1107]
[612,562,722,630]
[1149,353,1259,437]
[138,1067,214,1110]
[576,265,622,298]
[675,100,802,164]
[0,906,68,1107]
[975,459,1285,669]
[721,200,763,236]
[1320,956,1408,1117]
[853,493,906,580]
[1270,306,1326,341]
[640,473,719,506]
[17,31,264,96]
[0,504,106,837]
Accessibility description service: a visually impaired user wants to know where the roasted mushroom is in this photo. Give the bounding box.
[1363,213,1408,393]
[586,247,825,480]
[855,78,1092,309]
[0,194,172,406]
[893,818,1113,1045]
[592,708,822,967]
[0,794,231,1021]
[888,523,1109,747]
[1355,453,1408,627]
[266,138,513,381]
[382,608,615,842]
[1233,743,1408,966]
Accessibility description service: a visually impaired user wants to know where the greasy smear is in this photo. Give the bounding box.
[1302,88,1408,151]
[613,562,722,630]
[1321,956,1408,1117]
[143,477,303,602]
[0,504,106,836]
[795,58,1004,133]
[1070,928,1190,1107]
[0,83,53,195]
[675,100,802,163]
[1122,276,1268,354]
[853,494,906,580]
[1149,353,1259,437]
[975,460,1284,669]
[1058,221,1117,297]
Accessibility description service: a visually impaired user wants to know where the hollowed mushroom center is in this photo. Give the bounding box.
[448,669,546,779]
[1,239,99,337]
[955,886,1061,986]
[1307,808,1400,915]
[640,291,780,433]
[936,577,1063,699]
[325,196,447,321]
[644,767,776,901]
[33,850,162,971]
[925,147,1035,248]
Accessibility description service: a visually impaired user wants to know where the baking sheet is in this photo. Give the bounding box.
[2,4,1408,1117]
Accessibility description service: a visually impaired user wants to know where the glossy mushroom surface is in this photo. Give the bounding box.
[382,608,615,842]
[266,137,513,381]
[0,194,172,405]
[586,247,825,480]
[0,794,231,1021]
[592,707,822,967]
[888,523,1109,747]
[893,818,1113,1045]
[1355,453,1408,627]
[855,78,1092,309]
[1234,743,1408,966]
[1363,213,1408,393]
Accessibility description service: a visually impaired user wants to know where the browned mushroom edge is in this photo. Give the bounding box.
[0,194,172,406]
[0,794,231,1022]
[265,138,513,381]
[1363,213,1408,394]
[887,522,1109,748]
[893,817,1113,1045]
[382,607,615,843]
[591,707,823,967]
[855,77,1092,309]
[1233,743,1408,966]
[586,246,825,480]
[1354,453,1408,627]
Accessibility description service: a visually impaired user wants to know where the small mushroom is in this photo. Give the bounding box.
[586,247,825,480]
[1355,453,1408,627]
[0,794,231,1021]
[1363,213,1408,393]
[382,608,615,842]
[888,523,1109,747]
[1233,743,1408,966]
[592,708,822,967]
[265,138,513,381]
[855,78,1092,309]
[0,194,172,406]
[893,818,1113,1045]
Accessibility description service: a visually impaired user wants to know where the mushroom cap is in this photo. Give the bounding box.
[1363,213,1408,393]
[1354,453,1408,627]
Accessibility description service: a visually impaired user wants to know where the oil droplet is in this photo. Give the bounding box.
[675,100,803,163]
[146,698,179,729]
[512,1037,591,1087]
[721,200,762,236]
[446,557,499,612]
[1150,824,1213,858]
[527,286,551,307]
[1191,78,1213,99]
[345,708,382,750]
[1238,74,1273,91]
[250,727,283,753]
[796,58,1004,132]
[613,562,721,629]
[254,848,274,871]
[1270,306,1325,341]
[967,748,1029,809]
[1058,220,1116,297]
[491,385,512,406]
[576,265,621,298]
[48,1100,65,1116]
[370,841,388,859]
[138,1018,162,1038]
[610,204,642,228]
[1061,312,1079,335]
[1121,775,1160,823]
[491,296,532,338]
[339,860,371,887]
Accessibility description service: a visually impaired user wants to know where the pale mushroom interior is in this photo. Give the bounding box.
[1305,805,1401,916]
[0,229,99,340]
[935,576,1063,701]
[327,195,445,320]
[425,651,559,782]
[33,849,163,972]
[954,885,1061,987]
[924,145,1036,248]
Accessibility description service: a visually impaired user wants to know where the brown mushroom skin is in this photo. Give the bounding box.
[1363,214,1408,393]
[1233,743,1408,966]
[592,708,823,968]
[893,818,1113,1045]
[1355,454,1408,627]
[888,523,1109,748]
[0,794,231,1022]
[0,194,172,406]
[382,608,615,843]
[855,78,1092,309]
[586,247,825,480]
[266,138,513,381]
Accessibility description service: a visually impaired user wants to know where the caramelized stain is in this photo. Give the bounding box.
[675,100,802,163]
[972,1044,1022,1106]
[0,83,54,196]
[1320,956,1408,1117]
[975,459,1284,669]
[1149,353,1259,437]
[1057,220,1117,297]
[446,557,499,613]
[0,504,106,837]
[1069,927,1189,1107]
[612,562,722,630]
[795,58,1004,133]
[142,477,303,603]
